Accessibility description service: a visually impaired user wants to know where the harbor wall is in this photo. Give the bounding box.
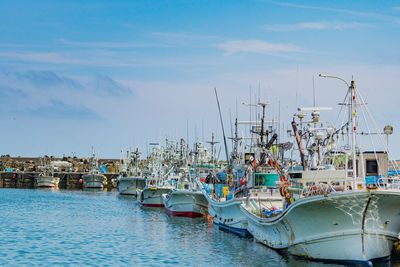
[0,172,119,190]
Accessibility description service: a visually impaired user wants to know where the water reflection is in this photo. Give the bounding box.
[0,188,398,266]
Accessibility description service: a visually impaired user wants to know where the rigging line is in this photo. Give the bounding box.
[214,88,230,165]
[326,84,351,167]
[330,90,351,167]
[356,88,383,178]
[356,89,400,178]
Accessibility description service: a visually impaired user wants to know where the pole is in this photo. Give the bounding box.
[214,88,230,165]
[350,80,357,190]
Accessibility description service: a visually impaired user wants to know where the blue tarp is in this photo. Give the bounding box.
[99,165,107,174]
[216,172,227,182]
[214,183,224,198]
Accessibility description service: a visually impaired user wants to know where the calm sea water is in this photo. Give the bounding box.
[0,189,398,267]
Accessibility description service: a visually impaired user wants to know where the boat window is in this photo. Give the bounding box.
[289,172,302,179]
[366,159,378,176]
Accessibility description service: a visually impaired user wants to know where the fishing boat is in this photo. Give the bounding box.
[162,139,209,217]
[137,144,174,207]
[82,151,107,189]
[240,77,400,264]
[163,188,208,217]
[117,149,146,195]
[35,157,60,188]
[137,183,174,207]
[198,95,284,237]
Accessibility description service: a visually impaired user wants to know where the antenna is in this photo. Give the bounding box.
[296,64,299,107]
[202,120,204,143]
[207,133,220,164]
[229,108,234,150]
[186,120,189,148]
[313,75,316,107]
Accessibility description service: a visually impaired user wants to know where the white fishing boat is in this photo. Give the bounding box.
[36,175,60,188]
[138,182,174,207]
[118,176,146,195]
[240,77,400,264]
[137,144,174,207]
[36,157,60,188]
[196,138,252,235]
[199,98,283,237]
[117,149,146,195]
[162,139,209,217]
[163,189,208,217]
[82,150,107,189]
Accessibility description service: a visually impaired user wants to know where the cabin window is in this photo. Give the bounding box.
[254,176,263,186]
[348,159,359,176]
[289,172,302,179]
[366,159,378,176]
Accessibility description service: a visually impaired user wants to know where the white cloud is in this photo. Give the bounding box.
[216,40,303,55]
[0,50,217,68]
[58,39,166,49]
[264,21,372,31]
[268,1,393,20]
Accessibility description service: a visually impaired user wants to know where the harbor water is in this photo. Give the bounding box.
[0,188,397,266]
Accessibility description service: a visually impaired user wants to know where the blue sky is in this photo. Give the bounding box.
[1,0,400,159]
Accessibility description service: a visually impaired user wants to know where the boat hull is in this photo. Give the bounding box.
[162,190,208,218]
[208,198,251,237]
[82,174,107,189]
[118,176,146,195]
[241,190,400,262]
[137,187,173,207]
[197,181,251,237]
[36,176,60,188]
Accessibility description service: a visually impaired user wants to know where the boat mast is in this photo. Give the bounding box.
[207,133,219,166]
[350,80,357,190]
[214,88,230,166]
[259,102,267,144]
[318,74,357,189]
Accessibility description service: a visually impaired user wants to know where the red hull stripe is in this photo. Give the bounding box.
[164,207,204,218]
[141,203,164,207]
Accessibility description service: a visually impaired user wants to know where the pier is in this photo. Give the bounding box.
[0,172,119,190]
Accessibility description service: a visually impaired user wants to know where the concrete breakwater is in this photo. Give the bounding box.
[0,172,119,190]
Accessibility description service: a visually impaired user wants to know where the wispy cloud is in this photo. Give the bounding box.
[0,51,86,65]
[0,70,133,97]
[151,32,222,45]
[0,51,146,67]
[26,99,101,120]
[88,74,132,96]
[216,40,303,55]
[5,70,83,90]
[58,39,166,49]
[393,6,400,11]
[269,1,385,18]
[264,21,372,32]
[0,50,217,68]
[0,85,26,99]
[265,1,400,24]
[60,32,221,50]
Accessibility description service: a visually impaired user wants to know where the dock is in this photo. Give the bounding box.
[0,172,119,190]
